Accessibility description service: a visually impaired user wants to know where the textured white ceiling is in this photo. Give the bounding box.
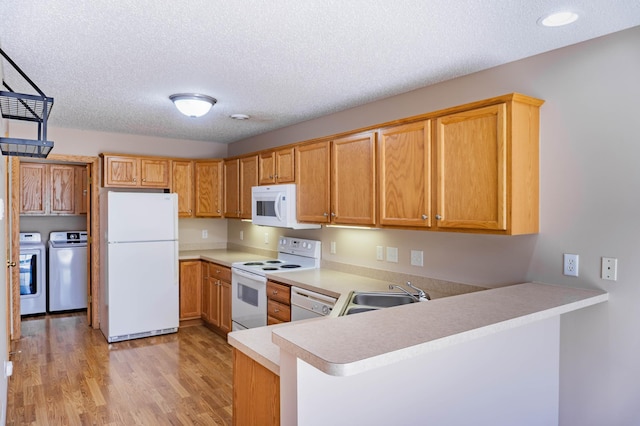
[0,1,639,144]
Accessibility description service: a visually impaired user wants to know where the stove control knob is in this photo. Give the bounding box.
[322,305,330,315]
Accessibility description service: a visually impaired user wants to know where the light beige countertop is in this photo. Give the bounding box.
[179,249,273,266]
[182,249,608,379]
[271,282,608,377]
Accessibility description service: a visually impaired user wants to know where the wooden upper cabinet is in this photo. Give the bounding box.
[194,160,223,217]
[239,155,258,219]
[331,132,377,226]
[102,154,169,188]
[172,160,194,217]
[20,163,47,214]
[435,97,542,235]
[20,163,86,216]
[295,141,331,223]
[224,159,240,218]
[49,164,76,214]
[259,147,295,184]
[436,104,506,232]
[378,121,432,228]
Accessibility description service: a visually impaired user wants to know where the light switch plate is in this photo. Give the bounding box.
[376,246,384,261]
[410,250,424,267]
[386,247,398,263]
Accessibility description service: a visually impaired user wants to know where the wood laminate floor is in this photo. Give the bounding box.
[7,313,233,425]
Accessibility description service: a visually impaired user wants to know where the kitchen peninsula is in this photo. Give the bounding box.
[180,249,607,425]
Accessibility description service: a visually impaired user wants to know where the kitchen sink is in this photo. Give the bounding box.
[340,290,421,316]
[351,293,416,308]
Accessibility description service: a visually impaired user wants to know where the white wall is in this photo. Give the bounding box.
[229,26,640,426]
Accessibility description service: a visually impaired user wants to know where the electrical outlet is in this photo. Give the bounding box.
[376,246,384,261]
[240,230,244,241]
[602,257,618,281]
[411,250,424,267]
[563,253,579,277]
[330,241,336,254]
[386,247,398,263]
[201,229,208,239]
[264,232,269,244]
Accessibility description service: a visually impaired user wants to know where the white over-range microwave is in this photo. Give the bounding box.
[251,184,320,229]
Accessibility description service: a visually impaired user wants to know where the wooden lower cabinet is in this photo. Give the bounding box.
[179,261,202,321]
[267,280,291,325]
[202,261,232,335]
[233,348,280,426]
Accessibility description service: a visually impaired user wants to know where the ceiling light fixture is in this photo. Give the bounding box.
[169,93,217,118]
[538,11,579,27]
[230,114,250,120]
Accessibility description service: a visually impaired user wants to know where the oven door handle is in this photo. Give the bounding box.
[232,268,268,284]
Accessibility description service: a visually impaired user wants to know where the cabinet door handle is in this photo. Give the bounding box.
[274,308,280,313]
[133,178,137,182]
[272,290,278,295]
[6,261,16,267]
[435,215,442,220]
[421,214,428,220]
[323,212,328,217]
[331,212,336,217]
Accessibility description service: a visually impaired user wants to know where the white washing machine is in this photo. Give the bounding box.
[19,233,47,315]
[48,231,88,312]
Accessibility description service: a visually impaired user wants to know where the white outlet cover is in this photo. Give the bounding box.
[411,250,424,267]
[602,257,618,281]
[376,246,384,261]
[386,247,399,263]
[563,253,579,277]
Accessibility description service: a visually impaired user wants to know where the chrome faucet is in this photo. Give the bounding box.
[388,281,430,301]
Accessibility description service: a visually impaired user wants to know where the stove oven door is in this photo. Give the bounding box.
[231,267,267,330]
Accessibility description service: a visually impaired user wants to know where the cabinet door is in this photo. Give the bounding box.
[172,161,194,217]
[104,155,138,187]
[258,152,276,185]
[233,349,280,426]
[378,121,432,227]
[436,104,506,231]
[296,141,331,223]
[332,132,376,226]
[224,159,240,218]
[219,280,232,334]
[20,163,47,214]
[179,261,202,320]
[240,155,258,219]
[140,158,170,188]
[49,164,76,214]
[201,264,212,323]
[75,166,88,215]
[274,147,295,183]
[195,161,223,217]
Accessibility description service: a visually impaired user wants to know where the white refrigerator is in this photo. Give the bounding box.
[100,191,179,343]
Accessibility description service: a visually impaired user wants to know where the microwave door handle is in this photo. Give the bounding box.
[275,193,283,221]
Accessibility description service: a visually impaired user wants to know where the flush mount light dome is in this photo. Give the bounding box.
[169,93,217,118]
[230,113,250,120]
[538,11,579,27]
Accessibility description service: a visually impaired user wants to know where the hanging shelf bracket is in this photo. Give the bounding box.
[0,47,54,158]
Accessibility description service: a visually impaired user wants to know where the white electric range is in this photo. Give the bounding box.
[231,236,321,330]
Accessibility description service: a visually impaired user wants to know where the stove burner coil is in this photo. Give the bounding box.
[280,264,301,269]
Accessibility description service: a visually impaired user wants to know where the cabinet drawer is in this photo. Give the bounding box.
[267,315,286,326]
[207,263,231,282]
[267,281,290,304]
[267,299,290,322]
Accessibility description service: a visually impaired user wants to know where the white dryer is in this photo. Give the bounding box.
[19,233,47,315]
[48,231,88,312]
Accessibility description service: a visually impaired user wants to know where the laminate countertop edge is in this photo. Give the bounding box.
[271,282,608,377]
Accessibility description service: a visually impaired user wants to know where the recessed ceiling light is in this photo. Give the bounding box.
[538,11,579,27]
[230,114,250,120]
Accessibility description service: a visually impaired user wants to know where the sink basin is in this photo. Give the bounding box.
[340,291,420,316]
[344,307,378,315]
[351,292,417,308]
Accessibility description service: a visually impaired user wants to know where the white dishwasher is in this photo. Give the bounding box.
[290,287,337,321]
[48,231,88,312]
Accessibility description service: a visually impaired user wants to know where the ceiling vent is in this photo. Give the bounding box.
[0,48,54,158]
